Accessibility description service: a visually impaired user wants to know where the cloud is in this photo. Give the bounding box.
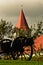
[0,0,43,26]
[0,0,43,17]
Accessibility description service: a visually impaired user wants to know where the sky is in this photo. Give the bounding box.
[0,0,43,27]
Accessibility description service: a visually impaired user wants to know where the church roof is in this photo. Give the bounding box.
[34,35,43,51]
[16,9,29,30]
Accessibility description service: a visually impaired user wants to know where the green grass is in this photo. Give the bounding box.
[0,60,43,65]
[31,55,43,61]
[0,55,43,65]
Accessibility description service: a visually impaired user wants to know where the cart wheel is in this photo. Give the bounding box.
[1,39,12,54]
[11,36,33,60]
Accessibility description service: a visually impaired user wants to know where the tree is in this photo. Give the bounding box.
[12,27,31,38]
[0,19,13,40]
[30,21,43,39]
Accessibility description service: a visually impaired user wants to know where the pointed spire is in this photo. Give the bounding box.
[16,9,29,30]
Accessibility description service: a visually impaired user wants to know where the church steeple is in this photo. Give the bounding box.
[16,9,29,30]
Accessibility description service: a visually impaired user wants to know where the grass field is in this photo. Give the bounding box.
[0,60,43,65]
[0,55,43,65]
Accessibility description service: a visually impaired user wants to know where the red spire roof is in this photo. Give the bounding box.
[34,35,43,51]
[16,9,29,30]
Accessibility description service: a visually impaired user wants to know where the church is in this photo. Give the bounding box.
[13,9,31,38]
[16,9,29,30]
